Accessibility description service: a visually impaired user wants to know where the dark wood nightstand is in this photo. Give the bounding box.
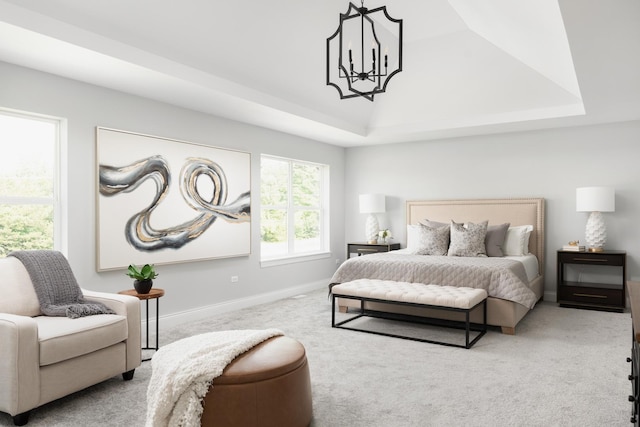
[627,281,640,424]
[557,250,626,312]
[347,242,400,259]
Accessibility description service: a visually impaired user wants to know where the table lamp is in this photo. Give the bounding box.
[359,194,385,244]
[576,186,615,252]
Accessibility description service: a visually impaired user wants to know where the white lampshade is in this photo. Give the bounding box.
[576,187,615,212]
[359,194,385,214]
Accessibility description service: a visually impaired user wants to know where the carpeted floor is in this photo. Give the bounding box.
[0,287,633,427]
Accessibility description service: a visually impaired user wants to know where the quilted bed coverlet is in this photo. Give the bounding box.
[330,253,537,309]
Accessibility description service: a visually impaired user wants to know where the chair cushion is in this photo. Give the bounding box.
[36,314,128,366]
[0,257,41,316]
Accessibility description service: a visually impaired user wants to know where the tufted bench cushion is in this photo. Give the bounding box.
[331,279,488,348]
[331,279,488,309]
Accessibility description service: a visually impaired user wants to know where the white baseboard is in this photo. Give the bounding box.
[543,290,557,303]
[142,279,329,332]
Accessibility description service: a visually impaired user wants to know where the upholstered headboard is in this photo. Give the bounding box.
[406,198,545,271]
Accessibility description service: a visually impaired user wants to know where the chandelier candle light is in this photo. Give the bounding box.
[576,186,615,252]
[326,1,403,101]
[359,193,385,244]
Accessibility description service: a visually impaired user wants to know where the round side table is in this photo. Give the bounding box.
[118,288,165,361]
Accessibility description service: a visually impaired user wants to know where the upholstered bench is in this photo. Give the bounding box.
[200,335,313,427]
[331,279,488,348]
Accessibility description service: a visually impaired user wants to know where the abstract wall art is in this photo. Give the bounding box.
[96,127,251,271]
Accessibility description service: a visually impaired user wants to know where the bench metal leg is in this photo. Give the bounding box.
[332,293,487,349]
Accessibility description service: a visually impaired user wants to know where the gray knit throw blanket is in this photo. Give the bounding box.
[8,250,115,319]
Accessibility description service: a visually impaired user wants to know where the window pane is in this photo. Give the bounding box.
[0,204,54,256]
[260,208,288,257]
[260,157,288,206]
[0,115,55,198]
[294,209,320,253]
[292,163,320,207]
[260,154,328,261]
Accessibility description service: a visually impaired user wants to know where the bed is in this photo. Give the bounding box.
[331,198,545,334]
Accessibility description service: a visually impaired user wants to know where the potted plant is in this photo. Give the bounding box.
[378,229,392,244]
[126,264,158,294]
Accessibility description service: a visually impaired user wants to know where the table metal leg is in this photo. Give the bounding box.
[142,297,160,361]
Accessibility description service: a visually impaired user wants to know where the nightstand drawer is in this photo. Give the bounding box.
[558,284,624,307]
[558,252,624,266]
[351,245,382,254]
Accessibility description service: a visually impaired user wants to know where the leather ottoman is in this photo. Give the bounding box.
[200,335,312,427]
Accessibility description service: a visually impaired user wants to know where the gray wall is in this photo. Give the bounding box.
[3,58,640,317]
[0,61,345,325]
[344,122,640,300]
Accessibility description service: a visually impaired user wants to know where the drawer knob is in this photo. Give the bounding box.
[629,395,636,402]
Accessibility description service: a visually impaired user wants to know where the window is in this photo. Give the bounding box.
[260,155,329,262]
[0,110,61,256]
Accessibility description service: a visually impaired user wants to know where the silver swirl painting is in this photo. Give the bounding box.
[96,128,251,270]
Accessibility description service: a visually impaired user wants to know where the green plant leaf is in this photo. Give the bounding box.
[125,263,158,280]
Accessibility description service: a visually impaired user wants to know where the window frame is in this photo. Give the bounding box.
[260,154,330,267]
[0,108,66,254]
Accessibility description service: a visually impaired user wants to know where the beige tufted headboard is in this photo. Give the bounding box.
[406,198,545,272]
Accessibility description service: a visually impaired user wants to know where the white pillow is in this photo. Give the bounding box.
[502,225,533,256]
[523,229,533,255]
[407,224,421,251]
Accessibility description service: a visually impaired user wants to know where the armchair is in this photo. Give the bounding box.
[0,254,141,425]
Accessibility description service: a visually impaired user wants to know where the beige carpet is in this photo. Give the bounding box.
[0,287,632,426]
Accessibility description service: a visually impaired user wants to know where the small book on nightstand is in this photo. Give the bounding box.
[562,245,586,252]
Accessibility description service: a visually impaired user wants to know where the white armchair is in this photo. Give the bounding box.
[0,255,141,426]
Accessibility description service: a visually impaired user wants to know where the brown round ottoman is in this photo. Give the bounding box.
[200,335,312,427]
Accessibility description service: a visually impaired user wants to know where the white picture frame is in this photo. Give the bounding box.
[96,127,251,271]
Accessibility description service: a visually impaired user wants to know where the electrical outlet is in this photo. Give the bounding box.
[231,276,239,283]
[335,259,341,265]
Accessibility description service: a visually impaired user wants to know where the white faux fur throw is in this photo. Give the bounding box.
[145,328,284,427]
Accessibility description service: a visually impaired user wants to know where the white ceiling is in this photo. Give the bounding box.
[0,0,639,147]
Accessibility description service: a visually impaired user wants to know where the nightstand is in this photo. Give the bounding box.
[347,242,400,259]
[557,250,626,312]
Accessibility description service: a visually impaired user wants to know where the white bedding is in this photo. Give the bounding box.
[504,254,539,282]
[394,249,539,282]
[332,251,539,308]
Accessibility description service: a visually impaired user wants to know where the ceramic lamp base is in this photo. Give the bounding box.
[585,211,607,252]
[365,214,379,244]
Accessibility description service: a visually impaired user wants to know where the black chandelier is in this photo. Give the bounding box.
[326,1,403,101]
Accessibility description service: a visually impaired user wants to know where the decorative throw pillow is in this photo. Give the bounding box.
[448,220,488,257]
[502,225,534,256]
[408,224,450,256]
[485,223,510,257]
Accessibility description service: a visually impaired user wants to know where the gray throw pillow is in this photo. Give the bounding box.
[485,223,510,257]
[448,220,488,257]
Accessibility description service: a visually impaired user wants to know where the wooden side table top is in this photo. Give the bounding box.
[118,288,165,300]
